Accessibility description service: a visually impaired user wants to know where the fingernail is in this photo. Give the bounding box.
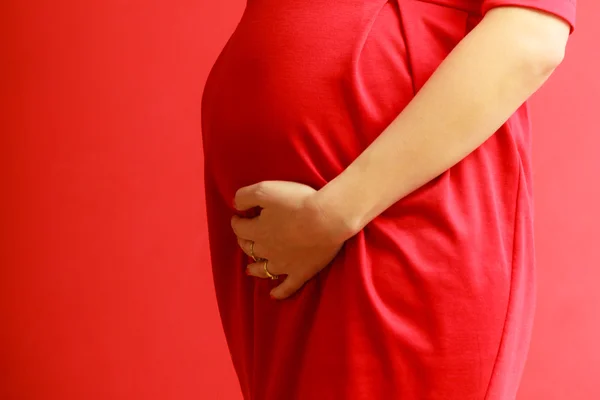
[269,292,276,300]
[245,268,251,276]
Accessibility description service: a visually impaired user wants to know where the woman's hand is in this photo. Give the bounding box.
[231,181,349,300]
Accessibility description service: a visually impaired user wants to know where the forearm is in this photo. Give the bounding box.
[314,7,570,241]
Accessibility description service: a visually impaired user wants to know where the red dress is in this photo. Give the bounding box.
[201,1,575,399]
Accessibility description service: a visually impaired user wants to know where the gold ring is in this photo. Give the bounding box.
[250,241,257,261]
[263,260,278,280]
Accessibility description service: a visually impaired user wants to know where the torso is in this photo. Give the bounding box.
[201,1,535,398]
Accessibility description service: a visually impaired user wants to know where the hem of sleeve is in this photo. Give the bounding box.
[481,1,576,33]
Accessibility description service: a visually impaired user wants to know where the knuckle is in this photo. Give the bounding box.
[254,183,265,198]
[254,181,271,199]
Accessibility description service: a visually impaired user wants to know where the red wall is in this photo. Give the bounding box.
[1,1,597,399]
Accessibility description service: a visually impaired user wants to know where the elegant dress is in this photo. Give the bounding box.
[201,1,575,398]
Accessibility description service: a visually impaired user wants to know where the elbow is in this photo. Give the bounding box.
[483,6,571,76]
[490,8,571,78]
[536,41,566,73]
[518,35,567,80]
[520,21,570,78]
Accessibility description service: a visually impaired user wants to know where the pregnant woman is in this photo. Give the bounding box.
[201,0,575,398]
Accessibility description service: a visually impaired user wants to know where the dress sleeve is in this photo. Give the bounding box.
[481,0,577,32]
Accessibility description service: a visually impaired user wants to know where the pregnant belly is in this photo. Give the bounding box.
[201,1,415,195]
[201,6,519,397]
[201,0,474,200]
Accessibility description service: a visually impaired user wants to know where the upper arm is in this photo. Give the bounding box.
[479,1,575,66]
[482,0,576,32]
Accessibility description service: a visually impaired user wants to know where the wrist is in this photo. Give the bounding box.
[311,182,366,243]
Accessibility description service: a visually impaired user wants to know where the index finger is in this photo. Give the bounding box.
[234,182,273,211]
[231,214,259,240]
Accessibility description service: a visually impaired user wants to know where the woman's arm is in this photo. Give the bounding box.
[314,6,571,241]
[233,6,572,299]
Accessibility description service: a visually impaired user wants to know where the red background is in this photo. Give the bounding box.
[1,1,598,399]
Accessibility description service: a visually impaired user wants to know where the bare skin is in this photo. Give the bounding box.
[230,7,570,300]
